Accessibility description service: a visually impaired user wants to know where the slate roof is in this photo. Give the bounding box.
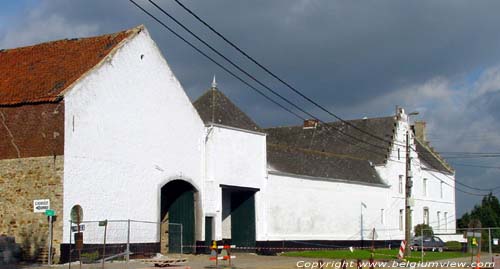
[0,26,142,106]
[265,117,396,184]
[193,88,260,131]
[415,138,454,174]
[267,143,383,184]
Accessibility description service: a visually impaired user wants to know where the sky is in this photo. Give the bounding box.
[1,0,500,217]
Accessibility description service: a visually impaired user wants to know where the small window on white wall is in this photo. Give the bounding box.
[423,207,429,225]
[399,175,404,194]
[437,211,441,229]
[444,212,448,231]
[381,209,385,224]
[399,209,404,231]
[440,181,444,198]
[423,178,428,196]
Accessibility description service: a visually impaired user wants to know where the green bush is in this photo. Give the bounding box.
[414,224,434,237]
[445,241,462,251]
[81,251,100,262]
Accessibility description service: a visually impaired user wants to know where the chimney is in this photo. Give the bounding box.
[413,121,427,142]
[303,119,319,129]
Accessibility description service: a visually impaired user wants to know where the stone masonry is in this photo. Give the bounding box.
[0,156,63,262]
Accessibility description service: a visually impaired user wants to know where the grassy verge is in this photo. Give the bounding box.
[282,249,467,262]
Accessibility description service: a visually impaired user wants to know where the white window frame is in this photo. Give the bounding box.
[399,175,404,194]
[423,207,429,225]
[440,180,444,198]
[444,212,448,231]
[399,209,404,231]
[381,209,385,224]
[437,211,441,229]
[423,178,428,196]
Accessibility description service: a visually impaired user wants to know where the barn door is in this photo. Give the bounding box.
[168,189,195,253]
[230,191,256,248]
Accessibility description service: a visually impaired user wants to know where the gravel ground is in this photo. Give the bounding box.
[13,253,500,269]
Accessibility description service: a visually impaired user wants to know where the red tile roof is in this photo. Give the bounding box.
[0,26,142,106]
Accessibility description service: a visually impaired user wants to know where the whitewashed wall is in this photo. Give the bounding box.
[62,28,206,244]
[375,109,457,241]
[264,172,392,241]
[203,124,267,240]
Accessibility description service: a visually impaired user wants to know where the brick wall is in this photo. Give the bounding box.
[0,156,64,262]
[0,102,65,262]
[0,102,64,159]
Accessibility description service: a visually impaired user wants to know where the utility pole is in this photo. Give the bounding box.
[404,129,412,257]
[405,111,418,257]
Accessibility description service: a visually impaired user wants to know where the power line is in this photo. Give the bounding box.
[128,0,305,121]
[131,0,496,195]
[448,162,500,170]
[172,0,470,176]
[171,0,407,149]
[135,0,392,156]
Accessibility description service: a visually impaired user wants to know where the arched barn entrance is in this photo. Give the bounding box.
[160,180,199,254]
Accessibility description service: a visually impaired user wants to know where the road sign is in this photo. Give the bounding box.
[71,224,85,232]
[467,232,482,238]
[99,220,108,227]
[70,205,83,224]
[33,199,50,213]
[45,209,56,217]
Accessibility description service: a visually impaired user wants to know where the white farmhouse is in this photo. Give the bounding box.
[0,26,456,262]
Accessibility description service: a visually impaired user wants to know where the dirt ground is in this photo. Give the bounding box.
[15,253,500,269]
[14,253,319,269]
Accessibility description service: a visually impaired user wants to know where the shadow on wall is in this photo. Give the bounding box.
[17,221,48,263]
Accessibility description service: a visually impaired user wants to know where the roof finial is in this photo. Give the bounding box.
[211,75,217,89]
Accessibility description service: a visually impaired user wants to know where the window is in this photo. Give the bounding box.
[437,211,441,229]
[399,175,404,194]
[399,209,404,231]
[398,148,401,160]
[423,178,428,196]
[381,209,385,224]
[444,212,448,231]
[423,208,429,225]
[440,181,444,198]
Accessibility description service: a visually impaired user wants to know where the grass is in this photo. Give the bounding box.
[283,249,468,262]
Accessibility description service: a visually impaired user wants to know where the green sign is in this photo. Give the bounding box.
[45,209,56,217]
[99,220,108,227]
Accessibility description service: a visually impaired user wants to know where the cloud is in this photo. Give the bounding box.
[2,0,500,214]
[1,14,99,49]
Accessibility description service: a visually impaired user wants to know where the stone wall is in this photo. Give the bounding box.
[0,156,63,262]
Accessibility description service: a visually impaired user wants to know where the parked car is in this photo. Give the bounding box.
[411,236,446,252]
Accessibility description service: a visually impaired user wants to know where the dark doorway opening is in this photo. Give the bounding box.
[204,216,214,253]
[160,180,196,253]
[221,185,257,250]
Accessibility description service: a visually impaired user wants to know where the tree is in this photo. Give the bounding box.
[414,224,434,237]
[457,193,500,252]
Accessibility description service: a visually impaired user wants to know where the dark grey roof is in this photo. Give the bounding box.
[415,139,454,174]
[266,117,396,165]
[193,88,260,131]
[265,117,397,184]
[268,143,383,184]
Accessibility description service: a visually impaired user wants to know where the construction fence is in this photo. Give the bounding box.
[65,219,183,266]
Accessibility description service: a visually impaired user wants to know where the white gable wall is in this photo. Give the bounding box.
[375,110,456,241]
[62,29,206,243]
[203,124,267,240]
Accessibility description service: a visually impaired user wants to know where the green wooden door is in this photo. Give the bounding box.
[230,192,256,248]
[169,189,195,253]
[204,217,213,253]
